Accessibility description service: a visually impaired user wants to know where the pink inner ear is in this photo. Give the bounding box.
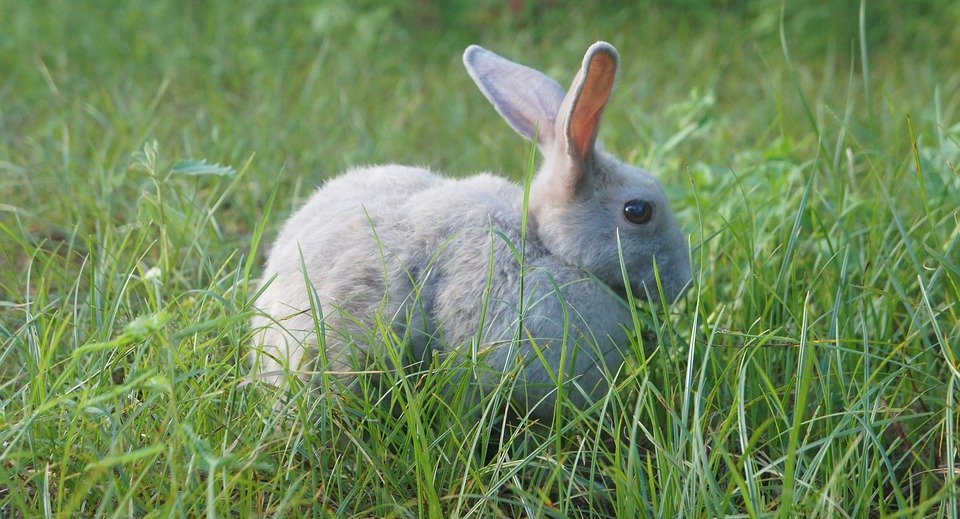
[569,53,617,159]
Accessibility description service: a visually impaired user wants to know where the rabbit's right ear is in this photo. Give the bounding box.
[556,42,619,162]
[463,45,566,149]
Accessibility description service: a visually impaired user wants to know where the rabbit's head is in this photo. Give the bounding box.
[464,42,692,301]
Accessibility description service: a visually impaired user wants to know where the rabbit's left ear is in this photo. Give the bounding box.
[556,42,619,161]
[463,45,567,149]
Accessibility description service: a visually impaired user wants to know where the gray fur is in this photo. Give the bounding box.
[251,42,692,419]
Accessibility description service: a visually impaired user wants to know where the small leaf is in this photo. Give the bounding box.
[170,159,236,177]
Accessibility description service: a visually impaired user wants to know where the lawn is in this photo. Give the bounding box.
[1,1,959,517]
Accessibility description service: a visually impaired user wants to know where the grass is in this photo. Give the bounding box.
[2,0,959,516]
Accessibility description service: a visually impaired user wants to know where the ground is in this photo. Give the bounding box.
[1,1,958,517]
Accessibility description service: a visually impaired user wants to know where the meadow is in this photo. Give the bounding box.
[1,1,959,516]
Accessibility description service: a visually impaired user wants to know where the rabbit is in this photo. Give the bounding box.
[251,41,692,419]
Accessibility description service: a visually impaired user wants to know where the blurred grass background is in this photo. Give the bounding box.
[1,0,959,516]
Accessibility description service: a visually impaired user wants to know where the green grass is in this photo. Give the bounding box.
[2,0,959,516]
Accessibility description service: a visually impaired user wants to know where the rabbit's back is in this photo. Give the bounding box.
[252,166,443,382]
[253,167,535,377]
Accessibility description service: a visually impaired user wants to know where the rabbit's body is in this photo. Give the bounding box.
[253,165,632,412]
[253,42,691,418]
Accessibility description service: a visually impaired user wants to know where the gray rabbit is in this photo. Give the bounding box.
[251,42,691,419]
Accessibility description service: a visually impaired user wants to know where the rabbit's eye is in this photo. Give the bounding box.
[623,199,654,225]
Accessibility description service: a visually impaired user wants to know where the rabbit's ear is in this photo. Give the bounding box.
[557,42,619,161]
[463,45,566,148]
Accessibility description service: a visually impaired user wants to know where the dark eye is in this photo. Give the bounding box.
[623,199,654,225]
